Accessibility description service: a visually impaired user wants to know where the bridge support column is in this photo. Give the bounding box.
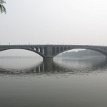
[43,57,53,63]
[42,58,54,71]
[43,46,54,62]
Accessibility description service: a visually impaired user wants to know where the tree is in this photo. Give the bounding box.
[0,0,6,13]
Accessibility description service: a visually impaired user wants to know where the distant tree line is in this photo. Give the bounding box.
[0,0,6,13]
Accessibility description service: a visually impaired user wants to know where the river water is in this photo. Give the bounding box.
[0,56,107,107]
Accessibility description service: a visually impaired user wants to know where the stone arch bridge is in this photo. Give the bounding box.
[0,45,107,61]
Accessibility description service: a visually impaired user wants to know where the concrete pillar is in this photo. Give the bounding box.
[54,47,57,55]
[56,47,59,53]
[44,47,47,56]
[60,47,63,52]
[40,47,43,53]
[44,46,53,58]
[52,47,56,56]
[43,58,54,71]
[43,57,53,62]
[36,47,39,52]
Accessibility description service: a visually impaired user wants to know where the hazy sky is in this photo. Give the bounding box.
[1,0,107,45]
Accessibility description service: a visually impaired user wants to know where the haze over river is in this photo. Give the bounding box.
[0,55,107,107]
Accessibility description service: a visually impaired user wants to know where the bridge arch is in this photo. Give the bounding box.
[54,47,106,58]
[0,48,44,58]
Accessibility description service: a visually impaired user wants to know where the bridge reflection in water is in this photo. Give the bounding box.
[0,58,107,75]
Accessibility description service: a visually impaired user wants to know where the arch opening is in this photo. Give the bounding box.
[0,49,43,59]
[54,49,106,60]
[0,49,43,70]
[54,49,107,72]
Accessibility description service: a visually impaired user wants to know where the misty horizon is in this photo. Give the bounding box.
[1,0,107,45]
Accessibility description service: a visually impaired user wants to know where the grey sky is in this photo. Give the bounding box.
[1,0,107,45]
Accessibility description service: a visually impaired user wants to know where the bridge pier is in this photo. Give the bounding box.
[42,58,54,71]
[43,57,53,63]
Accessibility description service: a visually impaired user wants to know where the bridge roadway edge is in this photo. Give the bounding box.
[0,45,107,62]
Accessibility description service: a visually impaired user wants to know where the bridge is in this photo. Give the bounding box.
[0,45,107,61]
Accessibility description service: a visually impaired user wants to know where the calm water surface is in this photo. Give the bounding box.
[0,57,107,107]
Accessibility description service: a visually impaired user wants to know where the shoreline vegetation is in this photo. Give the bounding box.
[0,0,6,13]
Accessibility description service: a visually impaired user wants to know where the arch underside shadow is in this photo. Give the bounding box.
[54,47,107,57]
[0,48,44,58]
